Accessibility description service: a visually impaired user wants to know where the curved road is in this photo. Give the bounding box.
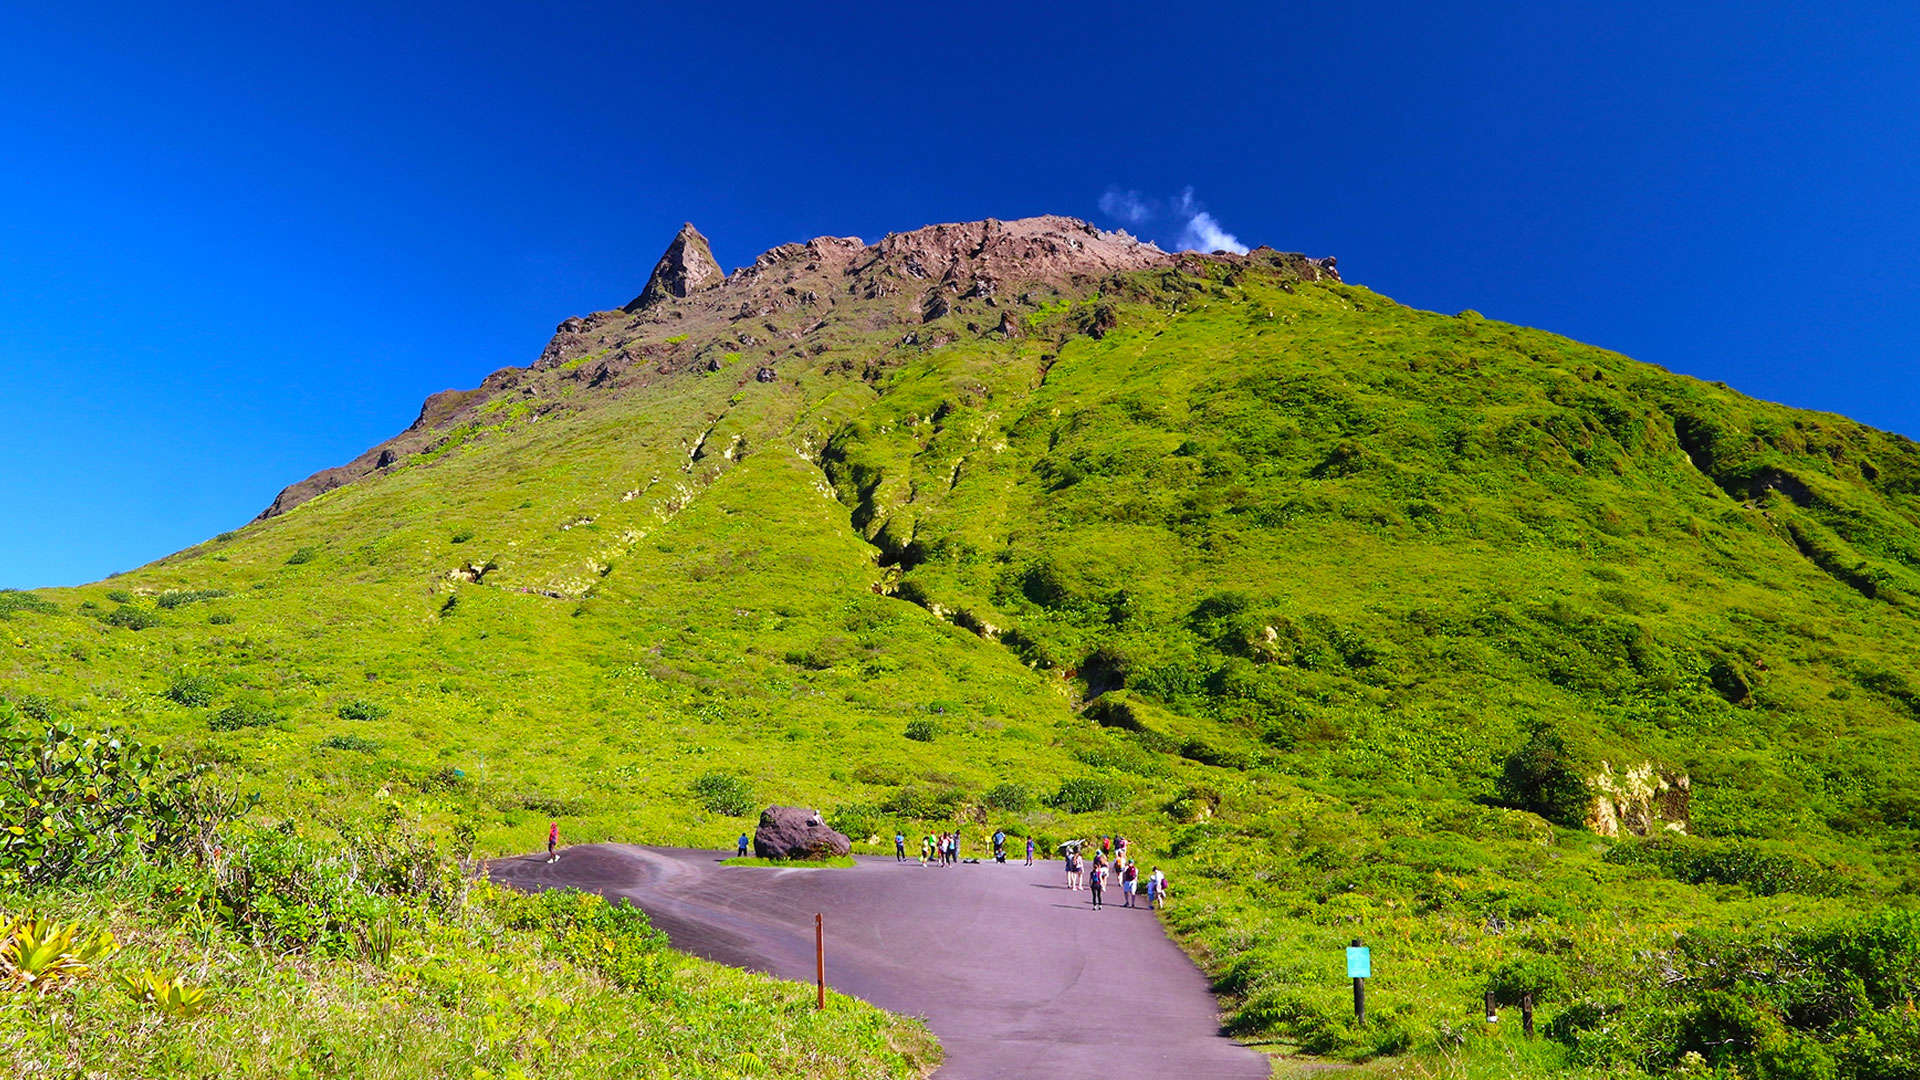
[489,845,1269,1080]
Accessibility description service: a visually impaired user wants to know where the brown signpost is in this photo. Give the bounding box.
[815,913,826,1010]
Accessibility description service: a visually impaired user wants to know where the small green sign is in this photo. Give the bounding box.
[1347,945,1371,979]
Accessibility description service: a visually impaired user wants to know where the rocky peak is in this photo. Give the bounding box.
[626,222,723,311]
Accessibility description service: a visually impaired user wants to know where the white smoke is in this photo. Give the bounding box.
[1097,186,1249,254]
[1098,188,1153,225]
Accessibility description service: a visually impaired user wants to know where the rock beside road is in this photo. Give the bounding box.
[753,806,851,860]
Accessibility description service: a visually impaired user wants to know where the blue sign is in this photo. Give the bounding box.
[1346,946,1371,979]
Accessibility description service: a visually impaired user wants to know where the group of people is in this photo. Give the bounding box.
[1063,834,1168,911]
[889,827,1169,913]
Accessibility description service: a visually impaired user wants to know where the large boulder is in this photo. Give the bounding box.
[752,806,851,861]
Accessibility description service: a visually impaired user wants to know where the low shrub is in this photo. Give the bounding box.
[880,782,968,820]
[156,589,229,609]
[207,612,235,625]
[164,674,220,708]
[209,703,279,732]
[337,699,389,722]
[690,771,756,816]
[319,734,380,752]
[103,606,160,630]
[1049,775,1119,814]
[903,717,939,742]
[1496,721,1590,826]
[488,886,675,994]
[285,547,317,565]
[851,761,907,786]
[0,590,57,619]
[983,782,1032,812]
[1605,836,1842,896]
[450,528,474,544]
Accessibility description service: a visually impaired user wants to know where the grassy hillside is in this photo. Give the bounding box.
[5,228,1919,1076]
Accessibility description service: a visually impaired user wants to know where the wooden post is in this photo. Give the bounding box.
[1521,991,1534,1038]
[1485,989,1498,1024]
[1351,938,1366,1025]
[815,913,825,1010]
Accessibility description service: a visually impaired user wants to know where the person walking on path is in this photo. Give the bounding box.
[547,821,559,864]
[952,832,962,864]
[895,832,906,862]
[921,834,934,867]
[1089,860,1106,909]
[1150,867,1170,909]
[1122,861,1139,907]
[993,829,1006,863]
[1025,837,1035,866]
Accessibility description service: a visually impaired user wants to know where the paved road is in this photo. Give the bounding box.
[489,845,1269,1080]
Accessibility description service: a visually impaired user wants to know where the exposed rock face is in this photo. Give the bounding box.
[254,214,1339,520]
[752,806,851,860]
[1585,761,1691,837]
[626,223,723,312]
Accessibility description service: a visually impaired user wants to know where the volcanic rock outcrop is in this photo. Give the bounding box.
[752,806,852,861]
[626,222,724,311]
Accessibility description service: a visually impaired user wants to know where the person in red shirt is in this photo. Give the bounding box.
[547,820,559,863]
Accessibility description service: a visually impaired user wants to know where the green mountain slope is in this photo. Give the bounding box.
[6,216,1919,1076]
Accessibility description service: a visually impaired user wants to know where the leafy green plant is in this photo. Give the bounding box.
[983,782,1031,812]
[690,772,755,816]
[1496,723,1590,826]
[164,674,221,708]
[0,914,117,993]
[115,968,210,1017]
[319,734,380,752]
[0,590,56,620]
[156,589,229,609]
[103,605,160,630]
[207,612,235,625]
[337,699,389,722]
[209,703,279,732]
[902,717,939,742]
[285,546,317,565]
[1048,775,1117,814]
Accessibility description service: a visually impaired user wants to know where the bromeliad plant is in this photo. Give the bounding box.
[0,913,118,994]
[116,968,212,1018]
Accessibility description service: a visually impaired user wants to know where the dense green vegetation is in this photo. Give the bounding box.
[0,702,936,1077]
[5,248,1920,1076]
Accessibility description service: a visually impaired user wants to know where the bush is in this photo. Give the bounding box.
[880,782,968,820]
[1487,954,1567,1006]
[1605,836,1842,896]
[983,782,1032,812]
[691,771,756,816]
[852,761,907,786]
[319,734,380,752]
[156,589,229,609]
[1049,775,1118,814]
[103,605,160,630]
[450,528,474,544]
[209,703,279,732]
[489,886,675,994]
[903,717,940,742]
[285,546,317,565]
[337,699,389,722]
[207,612,235,625]
[0,704,246,886]
[1497,722,1590,826]
[829,803,886,841]
[164,674,220,707]
[105,590,133,604]
[0,589,57,619]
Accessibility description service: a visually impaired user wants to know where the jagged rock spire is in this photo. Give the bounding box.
[626,222,723,311]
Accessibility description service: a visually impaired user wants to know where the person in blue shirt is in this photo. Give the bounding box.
[992,829,1006,863]
[895,832,906,862]
[737,833,750,858]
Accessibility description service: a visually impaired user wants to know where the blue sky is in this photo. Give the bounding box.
[3,1,1918,588]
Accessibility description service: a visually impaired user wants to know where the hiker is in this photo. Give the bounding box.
[895,832,906,862]
[1089,859,1105,909]
[1122,860,1139,907]
[547,821,559,863]
[1150,867,1169,909]
[737,832,750,859]
[921,834,934,867]
[1025,836,1035,866]
[993,829,1006,863]
[1065,848,1079,889]
[952,832,962,864]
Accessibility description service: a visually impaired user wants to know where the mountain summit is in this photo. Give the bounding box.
[625,221,724,311]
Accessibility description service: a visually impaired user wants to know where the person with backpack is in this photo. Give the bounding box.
[1088,858,1106,909]
[993,829,1006,863]
[1122,860,1139,906]
[895,832,906,862]
[1150,867,1169,909]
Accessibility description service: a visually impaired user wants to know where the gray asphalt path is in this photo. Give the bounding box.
[489,845,1269,1080]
